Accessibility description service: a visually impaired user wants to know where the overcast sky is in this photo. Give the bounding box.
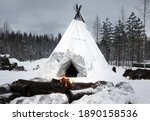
[0,0,149,36]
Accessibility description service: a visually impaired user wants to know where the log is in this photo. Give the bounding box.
[0,93,22,104]
[10,79,69,96]
[0,79,110,104]
[64,89,94,103]
[10,79,95,96]
[0,85,11,94]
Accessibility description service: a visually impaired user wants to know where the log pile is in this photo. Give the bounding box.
[0,55,25,71]
[0,77,103,104]
[0,77,134,104]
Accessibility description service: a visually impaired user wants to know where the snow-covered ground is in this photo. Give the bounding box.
[0,58,150,104]
[0,58,47,84]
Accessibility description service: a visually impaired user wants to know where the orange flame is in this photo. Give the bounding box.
[60,76,73,87]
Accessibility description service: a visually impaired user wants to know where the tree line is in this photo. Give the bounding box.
[0,22,61,61]
[0,12,150,64]
[94,0,150,67]
[0,0,150,65]
[94,12,150,67]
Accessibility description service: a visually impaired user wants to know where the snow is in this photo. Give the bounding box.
[72,81,137,104]
[114,66,150,102]
[10,93,68,104]
[0,71,34,84]
[72,88,136,104]
[0,58,47,84]
[0,58,150,104]
[0,19,150,104]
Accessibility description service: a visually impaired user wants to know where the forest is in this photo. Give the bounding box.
[0,22,62,61]
[0,11,150,67]
[94,11,150,67]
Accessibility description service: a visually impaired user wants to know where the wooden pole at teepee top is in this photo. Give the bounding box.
[73,3,85,22]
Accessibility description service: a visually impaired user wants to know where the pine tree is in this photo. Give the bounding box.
[113,20,126,66]
[134,17,145,63]
[126,12,144,65]
[100,18,113,63]
[57,33,62,42]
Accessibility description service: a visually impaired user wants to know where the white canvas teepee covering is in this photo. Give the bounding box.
[39,4,116,82]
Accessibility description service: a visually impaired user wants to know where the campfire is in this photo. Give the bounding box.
[0,75,99,104]
[60,76,73,87]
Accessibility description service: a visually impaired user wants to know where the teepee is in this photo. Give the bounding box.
[39,4,115,82]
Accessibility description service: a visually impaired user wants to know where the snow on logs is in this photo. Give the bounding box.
[0,55,25,71]
[0,77,134,104]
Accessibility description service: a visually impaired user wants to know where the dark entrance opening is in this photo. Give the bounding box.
[65,63,78,77]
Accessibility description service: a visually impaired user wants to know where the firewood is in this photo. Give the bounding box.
[0,78,111,104]
[64,89,94,103]
[10,79,68,96]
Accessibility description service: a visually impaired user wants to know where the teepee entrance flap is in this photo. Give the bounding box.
[57,53,87,77]
[65,61,78,77]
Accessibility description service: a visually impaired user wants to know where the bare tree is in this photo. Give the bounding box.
[2,22,11,34]
[120,7,126,24]
[120,7,126,66]
[136,0,150,68]
[0,20,3,34]
[93,16,101,43]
